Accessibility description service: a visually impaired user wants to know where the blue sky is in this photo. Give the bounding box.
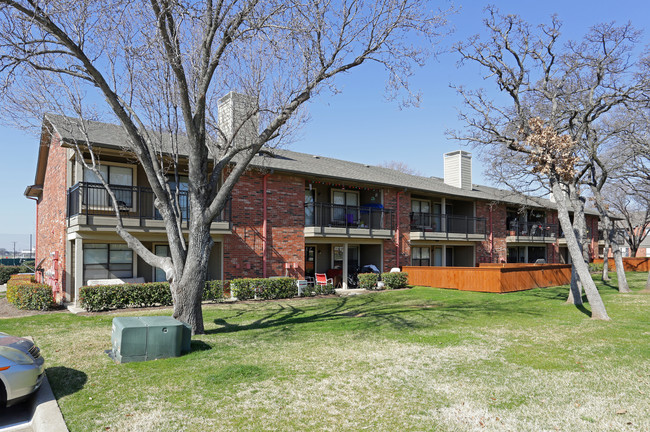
[1,0,648,250]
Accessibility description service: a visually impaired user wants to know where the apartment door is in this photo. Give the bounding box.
[305,246,316,279]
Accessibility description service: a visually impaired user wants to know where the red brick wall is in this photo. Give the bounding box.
[586,214,599,261]
[36,133,67,300]
[223,170,304,280]
[383,189,410,269]
[476,202,507,263]
[546,211,560,263]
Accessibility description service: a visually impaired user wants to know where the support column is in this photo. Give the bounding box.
[342,243,349,289]
[74,237,83,307]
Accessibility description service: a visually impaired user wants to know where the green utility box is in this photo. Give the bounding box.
[111,316,191,363]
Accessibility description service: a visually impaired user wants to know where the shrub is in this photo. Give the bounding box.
[380,272,408,289]
[314,283,335,295]
[204,280,225,302]
[0,266,22,285]
[6,276,54,310]
[300,284,315,297]
[230,278,259,300]
[230,278,298,300]
[358,273,379,289]
[589,262,604,273]
[80,282,173,312]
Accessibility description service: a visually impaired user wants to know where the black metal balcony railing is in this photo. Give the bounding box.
[305,202,395,233]
[509,221,558,240]
[66,182,231,227]
[410,212,487,239]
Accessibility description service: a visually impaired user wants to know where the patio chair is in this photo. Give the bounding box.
[315,273,333,286]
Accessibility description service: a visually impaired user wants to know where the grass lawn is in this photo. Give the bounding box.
[2,273,649,431]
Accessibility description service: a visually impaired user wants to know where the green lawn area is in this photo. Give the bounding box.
[2,273,649,431]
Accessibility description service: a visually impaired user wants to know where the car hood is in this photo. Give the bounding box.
[0,334,35,353]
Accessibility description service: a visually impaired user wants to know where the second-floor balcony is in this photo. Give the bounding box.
[410,212,487,241]
[508,221,558,243]
[66,182,231,232]
[304,202,395,239]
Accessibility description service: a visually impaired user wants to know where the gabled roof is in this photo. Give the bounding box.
[32,113,598,214]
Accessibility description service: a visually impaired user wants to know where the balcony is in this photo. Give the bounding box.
[410,213,487,241]
[507,221,558,243]
[304,202,395,239]
[66,182,231,232]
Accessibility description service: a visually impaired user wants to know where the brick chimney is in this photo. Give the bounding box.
[444,150,472,190]
[218,92,259,148]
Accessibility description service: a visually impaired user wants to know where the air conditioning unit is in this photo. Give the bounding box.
[111,316,191,363]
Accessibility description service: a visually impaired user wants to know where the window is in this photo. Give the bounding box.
[83,165,134,208]
[83,244,133,283]
[332,190,359,225]
[412,247,430,266]
[411,199,431,228]
[305,190,315,226]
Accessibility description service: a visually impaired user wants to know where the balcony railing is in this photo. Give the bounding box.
[305,202,395,233]
[66,182,231,227]
[508,221,558,241]
[410,212,487,239]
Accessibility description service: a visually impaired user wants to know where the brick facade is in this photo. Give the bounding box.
[223,170,305,280]
[546,211,560,263]
[476,202,507,263]
[382,189,411,270]
[35,134,68,301]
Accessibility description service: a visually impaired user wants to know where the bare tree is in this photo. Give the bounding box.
[377,160,423,176]
[0,0,450,333]
[450,9,649,318]
[605,182,650,256]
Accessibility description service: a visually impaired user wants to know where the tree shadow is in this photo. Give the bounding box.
[46,366,87,399]
[190,340,212,352]
[205,293,544,335]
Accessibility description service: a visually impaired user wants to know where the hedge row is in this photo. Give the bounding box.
[0,266,33,285]
[230,278,298,300]
[6,275,54,311]
[358,273,380,289]
[381,272,408,289]
[80,280,225,312]
[301,283,335,297]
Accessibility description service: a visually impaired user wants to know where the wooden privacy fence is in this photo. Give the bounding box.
[593,258,650,272]
[402,264,572,293]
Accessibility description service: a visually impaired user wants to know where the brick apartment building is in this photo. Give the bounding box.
[24,97,601,305]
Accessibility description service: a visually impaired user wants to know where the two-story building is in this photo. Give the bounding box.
[24,99,601,305]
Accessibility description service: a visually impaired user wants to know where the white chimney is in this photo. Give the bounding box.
[444,150,472,190]
[218,92,259,148]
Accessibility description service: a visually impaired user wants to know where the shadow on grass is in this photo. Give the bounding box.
[190,340,212,352]
[206,293,544,335]
[46,366,87,399]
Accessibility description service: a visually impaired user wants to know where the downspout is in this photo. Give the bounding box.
[489,204,494,263]
[27,196,39,281]
[262,173,271,278]
[396,190,404,268]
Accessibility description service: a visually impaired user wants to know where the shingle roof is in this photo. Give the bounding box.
[44,113,597,214]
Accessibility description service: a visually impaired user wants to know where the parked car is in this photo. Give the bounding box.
[0,332,45,407]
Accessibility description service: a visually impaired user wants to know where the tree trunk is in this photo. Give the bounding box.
[610,232,631,293]
[591,186,629,294]
[171,225,214,335]
[566,184,588,305]
[602,234,610,282]
[567,264,583,305]
[552,181,610,320]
